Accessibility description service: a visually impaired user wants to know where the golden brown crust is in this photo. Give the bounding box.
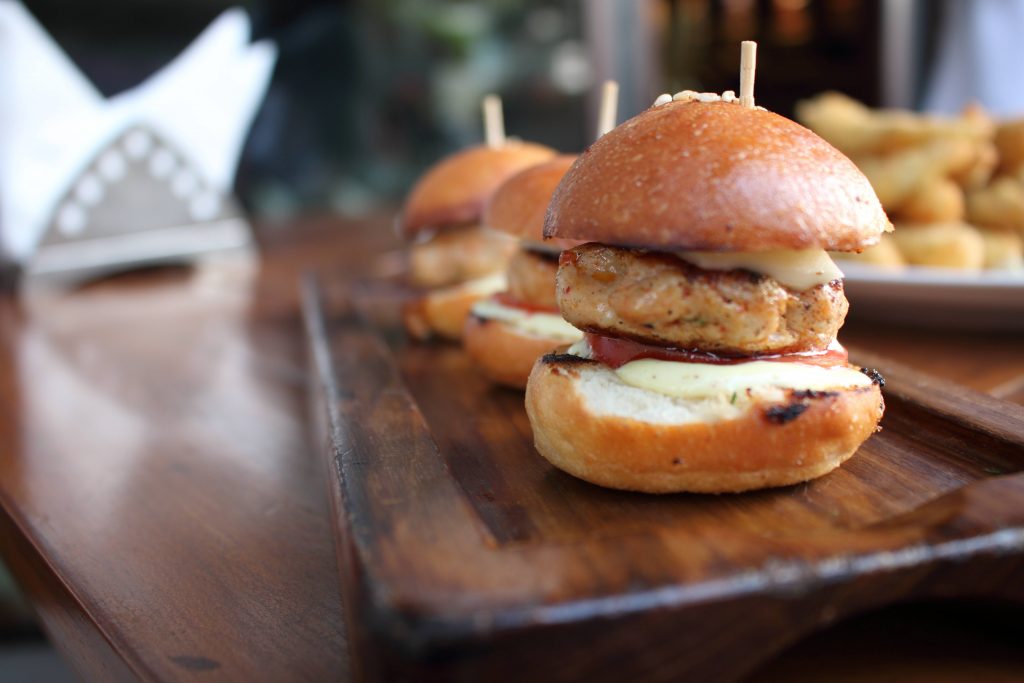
[463,316,566,389]
[506,248,561,310]
[544,101,891,251]
[557,244,847,355]
[995,118,1024,177]
[403,280,499,341]
[524,355,884,493]
[890,222,985,270]
[483,155,579,243]
[402,142,556,237]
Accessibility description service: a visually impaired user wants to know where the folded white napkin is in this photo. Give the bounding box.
[0,2,277,262]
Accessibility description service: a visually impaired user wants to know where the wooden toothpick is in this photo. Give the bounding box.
[739,41,757,109]
[596,80,619,139]
[482,94,505,148]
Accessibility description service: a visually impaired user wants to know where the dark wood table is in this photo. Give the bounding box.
[1,215,1022,682]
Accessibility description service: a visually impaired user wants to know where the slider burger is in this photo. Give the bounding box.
[401,141,555,340]
[525,91,890,494]
[464,156,585,388]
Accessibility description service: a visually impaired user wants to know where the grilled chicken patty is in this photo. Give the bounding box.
[409,225,516,288]
[557,243,847,355]
[506,248,560,309]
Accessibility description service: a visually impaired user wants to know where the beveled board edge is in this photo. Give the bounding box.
[849,345,1024,449]
[302,274,1024,665]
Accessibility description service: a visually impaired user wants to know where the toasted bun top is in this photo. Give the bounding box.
[544,101,891,251]
[484,155,577,241]
[402,142,556,238]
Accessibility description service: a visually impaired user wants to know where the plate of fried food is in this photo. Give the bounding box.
[797,93,1024,329]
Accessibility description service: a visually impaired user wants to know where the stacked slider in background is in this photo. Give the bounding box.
[401,97,555,340]
[525,48,889,494]
[464,81,620,389]
[797,92,1024,271]
[463,155,584,388]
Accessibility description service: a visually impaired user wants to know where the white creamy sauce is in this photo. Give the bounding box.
[676,249,844,290]
[566,338,592,358]
[462,272,508,296]
[566,338,869,408]
[472,297,582,341]
[615,357,871,400]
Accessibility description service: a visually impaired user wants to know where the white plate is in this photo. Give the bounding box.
[841,262,1024,330]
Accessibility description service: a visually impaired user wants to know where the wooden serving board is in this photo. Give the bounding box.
[303,275,1024,683]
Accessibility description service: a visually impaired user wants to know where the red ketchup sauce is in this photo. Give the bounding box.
[492,292,560,315]
[585,333,849,369]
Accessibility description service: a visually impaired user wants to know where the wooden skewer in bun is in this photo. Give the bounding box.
[482,94,505,148]
[739,41,757,109]
[596,80,619,139]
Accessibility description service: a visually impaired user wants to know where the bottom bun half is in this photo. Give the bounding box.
[525,354,883,494]
[464,315,569,389]
[402,276,503,341]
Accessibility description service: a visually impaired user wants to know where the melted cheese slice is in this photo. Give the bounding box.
[615,357,871,400]
[677,249,844,290]
[472,297,583,342]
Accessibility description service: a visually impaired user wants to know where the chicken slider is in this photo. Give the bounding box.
[464,155,584,388]
[525,91,890,494]
[401,127,554,340]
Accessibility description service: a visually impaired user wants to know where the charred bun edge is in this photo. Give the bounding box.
[525,353,884,494]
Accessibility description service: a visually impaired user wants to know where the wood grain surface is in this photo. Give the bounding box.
[1,214,1022,682]
[306,271,1024,683]
[0,217,392,682]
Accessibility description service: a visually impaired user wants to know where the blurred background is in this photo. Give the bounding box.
[15,0,966,222]
[4,1,1024,680]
